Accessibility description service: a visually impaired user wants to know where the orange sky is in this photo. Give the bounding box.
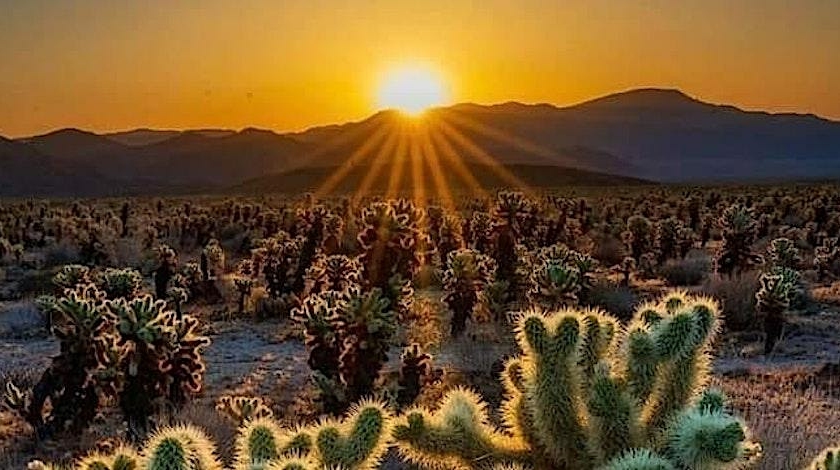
[1,0,839,137]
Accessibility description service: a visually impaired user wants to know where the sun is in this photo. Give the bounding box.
[376,65,449,116]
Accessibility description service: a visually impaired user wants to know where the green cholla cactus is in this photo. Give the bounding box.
[293,287,397,413]
[11,283,116,438]
[53,264,92,290]
[109,295,210,433]
[766,237,800,270]
[442,248,496,337]
[75,445,141,470]
[234,417,311,468]
[394,291,755,470]
[809,446,840,470]
[98,267,145,300]
[143,424,222,470]
[233,401,392,470]
[527,244,595,309]
[357,200,429,316]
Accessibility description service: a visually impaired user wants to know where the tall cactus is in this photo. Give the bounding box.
[394,291,756,470]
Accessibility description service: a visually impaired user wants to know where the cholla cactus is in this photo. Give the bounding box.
[491,192,534,288]
[293,287,397,413]
[527,244,596,309]
[717,204,761,276]
[766,237,800,270]
[623,215,654,262]
[109,295,210,433]
[442,248,497,337]
[252,232,303,303]
[655,217,683,263]
[397,343,435,407]
[143,424,222,470]
[231,259,255,316]
[814,237,839,281]
[53,264,92,290]
[304,254,362,295]
[8,284,115,437]
[74,444,141,470]
[98,267,144,299]
[233,400,393,470]
[203,238,225,280]
[394,292,756,470]
[154,244,178,300]
[756,270,795,354]
[357,200,429,315]
[467,211,494,254]
[809,446,840,470]
[216,395,274,425]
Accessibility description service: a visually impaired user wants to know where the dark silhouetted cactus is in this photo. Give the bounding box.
[442,248,496,337]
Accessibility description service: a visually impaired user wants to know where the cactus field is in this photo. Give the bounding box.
[3,185,840,469]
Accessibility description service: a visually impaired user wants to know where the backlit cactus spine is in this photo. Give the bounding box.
[394,291,757,470]
[233,400,393,470]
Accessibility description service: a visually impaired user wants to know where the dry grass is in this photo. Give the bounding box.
[716,371,840,470]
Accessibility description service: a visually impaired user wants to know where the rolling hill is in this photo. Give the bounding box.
[3,88,840,197]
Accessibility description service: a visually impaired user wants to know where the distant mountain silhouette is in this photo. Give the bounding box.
[4,87,840,196]
[0,136,110,197]
[105,129,235,146]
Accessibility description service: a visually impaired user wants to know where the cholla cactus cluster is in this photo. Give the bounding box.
[293,286,397,413]
[527,243,596,309]
[394,291,757,470]
[32,400,393,470]
[5,269,210,437]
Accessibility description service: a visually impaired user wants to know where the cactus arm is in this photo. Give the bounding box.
[394,389,529,470]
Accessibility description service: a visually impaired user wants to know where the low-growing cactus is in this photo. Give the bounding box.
[217,395,274,425]
[394,291,756,470]
[143,424,222,470]
[233,400,393,470]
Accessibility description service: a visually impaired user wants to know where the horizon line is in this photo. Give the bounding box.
[4,86,837,140]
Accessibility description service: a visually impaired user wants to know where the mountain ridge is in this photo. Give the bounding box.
[3,87,840,196]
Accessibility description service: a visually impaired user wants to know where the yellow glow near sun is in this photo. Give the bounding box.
[377,65,449,116]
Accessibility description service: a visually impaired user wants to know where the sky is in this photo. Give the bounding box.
[1,0,839,137]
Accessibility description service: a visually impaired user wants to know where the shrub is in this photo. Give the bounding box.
[394,291,757,469]
[586,280,638,322]
[702,272,760,332]
[660,255,711,286]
